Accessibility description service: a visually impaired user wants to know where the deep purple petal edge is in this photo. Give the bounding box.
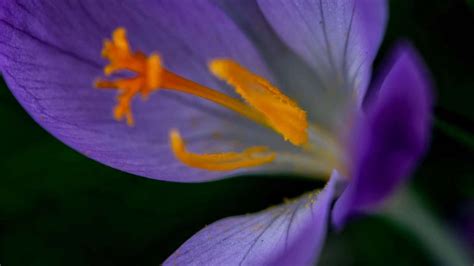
[333,42,434,228]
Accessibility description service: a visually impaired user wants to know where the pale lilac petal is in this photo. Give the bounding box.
[333,44,434,228]
[0,0,284,182]
[164,172,340,266]
[258,0,387,103]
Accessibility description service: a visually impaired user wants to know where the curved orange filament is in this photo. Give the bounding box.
[170,129,275,171]
[161,71,268,126]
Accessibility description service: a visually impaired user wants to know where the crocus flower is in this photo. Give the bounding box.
[0,0,432,265]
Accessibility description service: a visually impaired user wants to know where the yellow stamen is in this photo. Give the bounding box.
[209,60,308,146]
[170,129,276,171]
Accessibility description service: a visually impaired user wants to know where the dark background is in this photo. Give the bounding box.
[0,0,473,265]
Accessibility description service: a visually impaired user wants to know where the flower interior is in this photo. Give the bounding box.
[95,28,344,175]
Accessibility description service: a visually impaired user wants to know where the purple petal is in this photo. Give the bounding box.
[332,43,434,228]
[164,172,340,266]
[0,0,281,182]
[257,0,387,102]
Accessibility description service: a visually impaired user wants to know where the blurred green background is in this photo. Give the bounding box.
[0,0,473,265]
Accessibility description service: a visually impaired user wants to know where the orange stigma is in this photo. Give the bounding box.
[95,27,310,171]
[95,28,162,126]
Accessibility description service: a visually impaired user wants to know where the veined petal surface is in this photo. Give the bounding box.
[258,0,387,105]
[164,172,340,266]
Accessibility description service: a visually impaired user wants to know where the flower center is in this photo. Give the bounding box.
[95,28,311,171]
